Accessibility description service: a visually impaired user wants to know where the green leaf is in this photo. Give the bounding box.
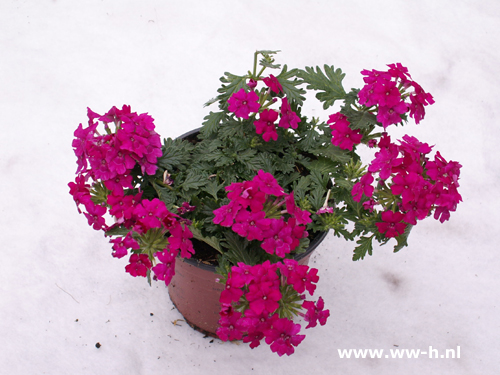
[305,157,339,175]
[200,111,226,137]
[256,50,282,70]
[346,110,378,130]
[180,170,209,191]
[298,65,346,109]
[104,226,131,237]
[276,65,306,105]
[353,236,374,261]
[393,224,413,253]
[189,226,223,253]
[217,72,249,105]
[159,138,194,171]
[333,178,353,191]
[220,231,261,265]
[205,179,225,200]
[311,145,351,164]
[152,182,177,209]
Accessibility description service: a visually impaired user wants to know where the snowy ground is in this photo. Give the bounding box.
[1,1,499,374]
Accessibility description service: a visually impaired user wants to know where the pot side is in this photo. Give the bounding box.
[168,230,328,337]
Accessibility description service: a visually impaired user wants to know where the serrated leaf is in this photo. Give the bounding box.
[305,157,338,175]
[393,224,413,253]
[190,226,223,253]
[353,236,374,261]
[257,50,281,69]
[344,109,378,130]
[152,182,177,209]
[334,178,353,191]
[180,170,209,191]
[220,231,261,265]
[216,72,249,105]
[299,65,346,109]
[205,179,225,200]
[311,145,351,164]
[298,127,321,151]
[105,226,132,237]
[276,65,306,105]
[159,138,194,171]
[200,111,226,137]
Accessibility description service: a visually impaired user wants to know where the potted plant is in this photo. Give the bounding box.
[69,50,462,356]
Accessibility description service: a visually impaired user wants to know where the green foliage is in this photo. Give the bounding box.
[103,50,429,269]
[298,65,347,109]
[220,231,263,266]
[353,235,374,261]
[276,65,306,105]
[159,137,194,171]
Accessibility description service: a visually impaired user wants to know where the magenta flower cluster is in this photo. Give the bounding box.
[217,259,329,356]
[68,105,194,285]
[352,133,462,237]
[358,63,434,128]
[228,75,300,142]
[213,170,311,257]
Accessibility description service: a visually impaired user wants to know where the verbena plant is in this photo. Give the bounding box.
[69,50,461,356]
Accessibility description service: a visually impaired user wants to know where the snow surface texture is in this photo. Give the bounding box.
[1,1,499,374]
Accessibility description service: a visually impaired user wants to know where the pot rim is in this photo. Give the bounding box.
[180,229,329,272]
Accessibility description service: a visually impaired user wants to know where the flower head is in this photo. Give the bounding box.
[228,88,260,119]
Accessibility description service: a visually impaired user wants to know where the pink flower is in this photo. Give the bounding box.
[220,272,245,304]
[375,210,407,238]
[352,173,374,202]
[125,253,152,277]
[368,143,402,180]
[168,223,194,258]
[286,265,319,295]
[362,198,376,212]
[261,219,293,257]
[387,63,411,82]
[83,202,107,230]
[213,200,242,227]
[109,232,139,258]
[133,198,169,230]
[285,192,312,225]
[232,210,271,241]
[253,169,285,196]
[246,281,282,315]
[68,175,92,213]
[177,201,196,215]
[105,148,136,176]
[217,311,246,341]
[278,97,301,129]
[373,80,403,108]
[247,79,258,89]
[408,81,434,124]
[152,248,178,285]
[302,297,330,329]
[227,88,261,119]
[316,207,334,215]
[107,191,142,221]
[263,74,283,94]
[230,180,266,212]
[254,109,279,142]
[376,102,408,128]
[328,112,363,150]
[279,259,299,278]
[390,172,422,205]
[103,173,134,195]
[264,318,305,357]
[72,122,97,173]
